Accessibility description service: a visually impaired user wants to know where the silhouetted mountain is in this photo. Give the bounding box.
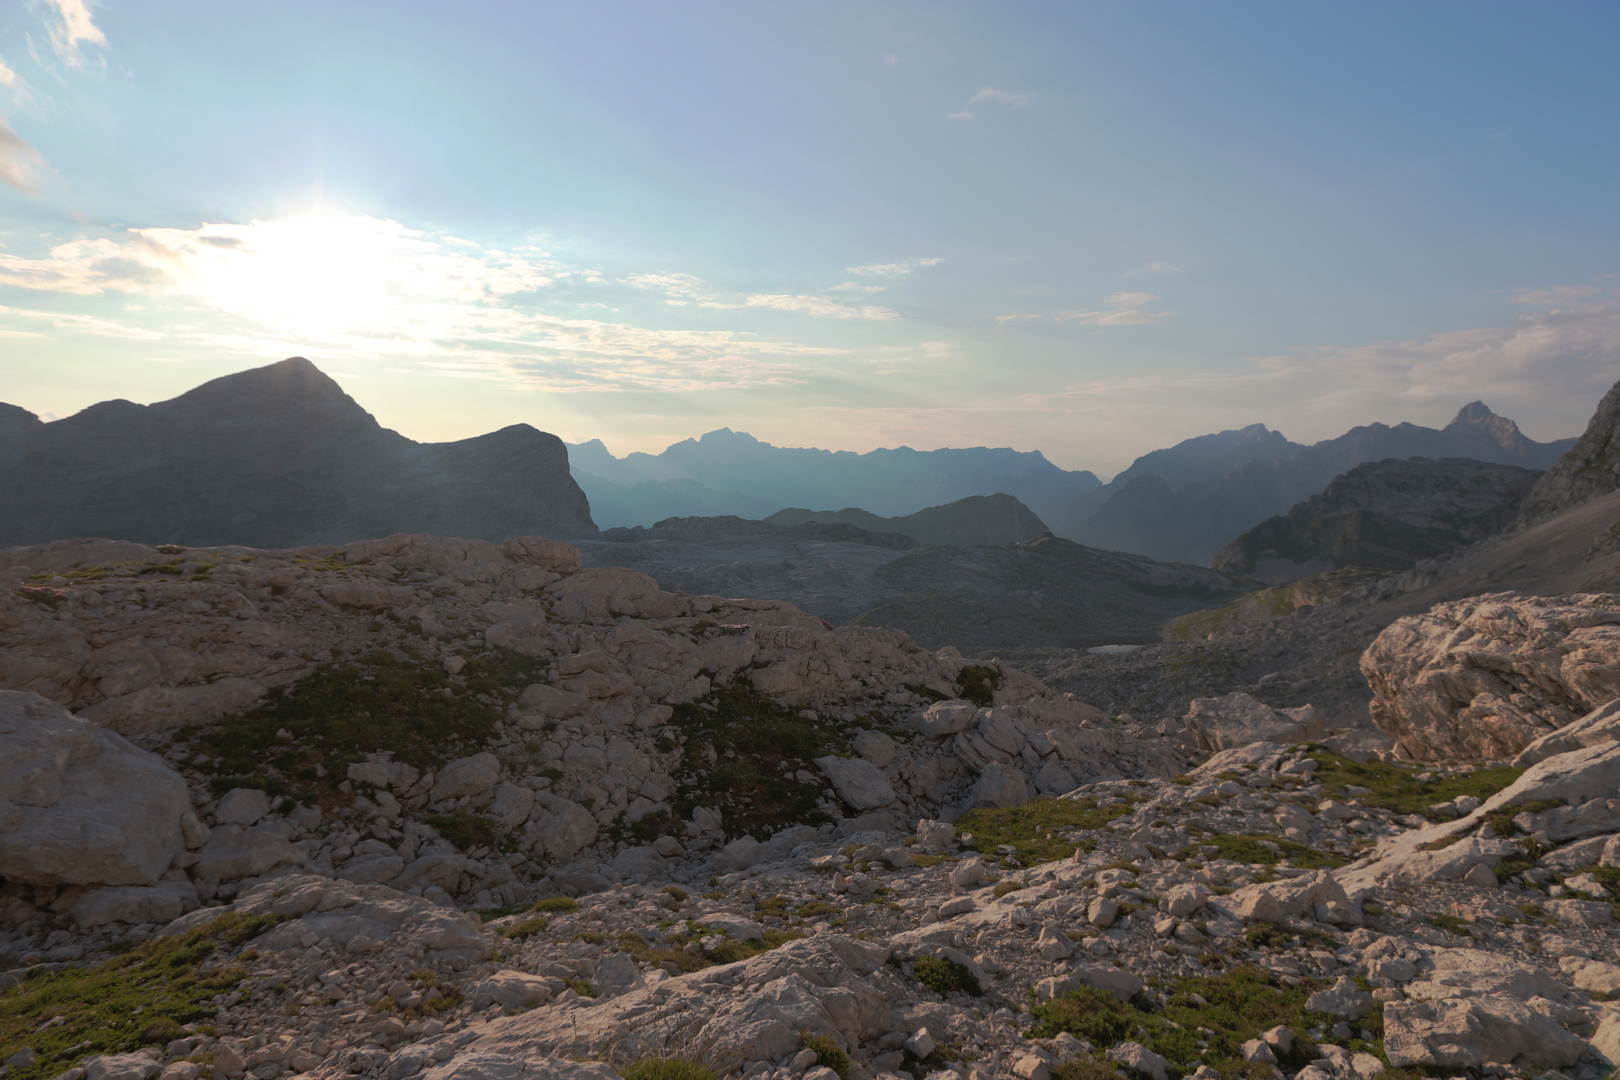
[0,358,595,548]
[764,493,1050,547]
[1050,402,1573,564]
[1211,457,1542,582]
[1518,378,1620,527]
[567,429,1101,528]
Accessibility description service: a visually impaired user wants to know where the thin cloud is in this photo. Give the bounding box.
[1513,283,1608,306]
[847,256,943,277]
[1054,291,1168,326]
[1122,262,1184,277]
[39,0,108,68]
[0,118,44,194]
[826,281,886,294]
[949,86,1035,121]
[744,294,899,320]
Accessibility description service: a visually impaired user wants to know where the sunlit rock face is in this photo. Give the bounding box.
[0,357,596,548]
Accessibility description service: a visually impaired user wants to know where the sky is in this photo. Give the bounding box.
[1,1,1618,476]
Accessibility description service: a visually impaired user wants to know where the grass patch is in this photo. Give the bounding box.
[617,933,711,975]
[0,912,281,1080]
[955,797,1130,865]
[1306,750,1523,819]
[501,917,549,940]
[666,676,851,838]
[531,896,579,913]
[1028,967,1329,1078]
[799,1032,851,1079]
[1053,1060,1124,1080]
[619,1057,718,1080]
[1427,914,1472,937]
[1484,800,1565,838]
[914,956,981,997]
[1204,834,1346,870]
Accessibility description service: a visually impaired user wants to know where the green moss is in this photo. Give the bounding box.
[1028,967,1329,1079]
[501,917,549,939]
[800,1033,851,1079]
[0,912,281,1080]
[914,956,981,997]
[1205,834,1345,870]
[1307,750,1523,819]
[1427,914,1472,937]
[954,797,1130,865]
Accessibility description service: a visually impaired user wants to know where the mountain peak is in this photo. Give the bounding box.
[1448,401,1501,427]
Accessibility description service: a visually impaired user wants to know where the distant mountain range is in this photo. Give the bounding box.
[0,358,595,548]
[567,430,1101,530]
[763,493,1051,547]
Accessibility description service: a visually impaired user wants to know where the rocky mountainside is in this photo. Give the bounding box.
[0,359,596,548]
[764,494,1052,547]
[568,430,1101,529]
[1051,403,1573,565]
[1518,379,1620,527]
[581,518,1244,650]
[10,529,1620,1080]
[1210,458,1542,583]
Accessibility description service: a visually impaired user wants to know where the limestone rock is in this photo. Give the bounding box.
[1384,994,1585,1069]
[915,700,976,738]
[1306,976,1372,1019]
[530,799,597,861]
[469,971,561,1010]
[214,788,271,827]
[430,753,502,802]
[69,880,200,928]
[1362,592,1620,759]
[192,827,305,882]
[851,729,897,767]
[969,762,1030,809]
[0,690,190,886]
[1514,698,1620,766]
[515,684,589,720]
[1184,693,1326,752]
[814,755,896,811]
[1518,376,1620,526]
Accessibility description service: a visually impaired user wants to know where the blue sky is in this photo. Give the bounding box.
[2,1,1618,474]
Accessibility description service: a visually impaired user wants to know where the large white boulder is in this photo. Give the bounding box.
[0,690,192,886]
[431,753,502,802]
[815,755,896,811]
[1184,693,1325,752]
[1384,994,1584,1069]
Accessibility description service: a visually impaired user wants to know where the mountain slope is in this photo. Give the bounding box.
[1210,457,1542,582]
[764,492,1050,546]
[0,358,595,547]
[1517,378,1620,527]
[1054,402,1572,564]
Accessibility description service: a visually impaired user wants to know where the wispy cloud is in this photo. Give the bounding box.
[744,294,899,320]
[1122,262,1183,277]
[847,256,942,277]
[825,281,886,294]
[0,117,44,194]
[949,86,1035,121]
[38,0,108,69]
[1054,291,1168,326]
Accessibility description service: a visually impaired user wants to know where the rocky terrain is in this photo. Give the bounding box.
[1210,458,1541,583]
[762,496,1052,549]
[1053,403,1573,566]
[581,522,1245,650]
[0,360,595,548]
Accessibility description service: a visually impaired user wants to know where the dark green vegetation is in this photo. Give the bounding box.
[181,647,545,803]
[664,677,860,838]
[913,956,981,997]
[955,797,1134,865]
[955,665,1003,707]
[1427,914,1473,937]
[617,922,805,974]
[1483,800,1565,838]
[1307,750,1523,819]
[531,896,580,913]
[1028,968,1333,1079]
[0,912,280,1080]
[424,814,499,852]
[799,1033,851,1079]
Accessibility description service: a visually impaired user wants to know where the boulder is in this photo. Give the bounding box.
[0,690,191,886]
[713,837,763,873]
[515,683,590,720]
[1362,593,1620,759]
[1384,994,1584,1068]
[1305,976,1372,1020]
[969,762,1030,809]
[192,827,305,881]
[1219,870,1352,923]
[851,729,897,768]
[1184,693,1326,752]
[70,880,200,928]
[915,700,977,738]
[468,971,560,1010]
[214,788,271,827]
[530,798,597,861]
[1107,1043,1168,1080]
[347,759,421,791]
[430,753,502,802]
[814,755,896,810]
[915,819,956,851]
[1515,698,1620,766]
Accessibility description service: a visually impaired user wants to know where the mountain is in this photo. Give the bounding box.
[1051,402,1574,565]
[567,428,1102,528]
[1210,457,1542,582]
[764,493,1051,547]
[1517,378,1620,527]
[581,516,1243,649]
[0,358,595,548]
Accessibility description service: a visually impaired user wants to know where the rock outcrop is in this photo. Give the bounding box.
[1211,457,1541,583]
[0,690,196,886]
[1518,376,1620,527]
[1361,592,1620,759]
[0,358,595,548]
[1183,692,1326,752]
